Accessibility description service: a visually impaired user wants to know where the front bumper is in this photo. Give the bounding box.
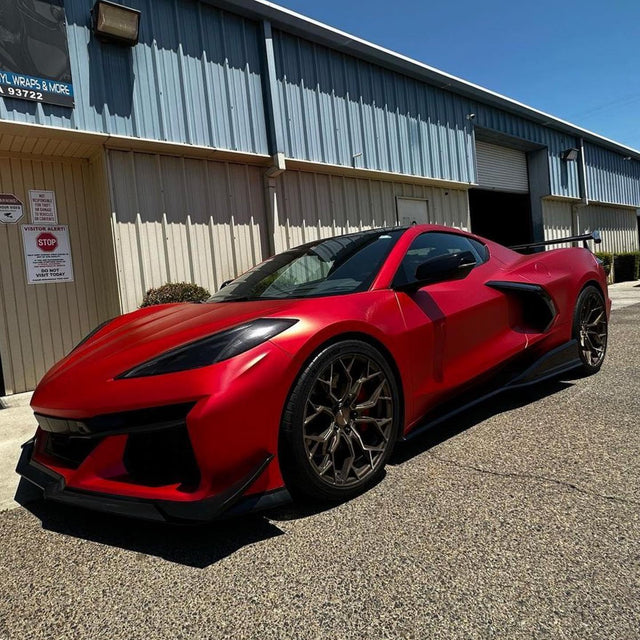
[17,439,286,523]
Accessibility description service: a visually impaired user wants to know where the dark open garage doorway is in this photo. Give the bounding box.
[469,189,533,248]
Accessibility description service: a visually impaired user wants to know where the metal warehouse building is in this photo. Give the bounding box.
[0,0,639,395]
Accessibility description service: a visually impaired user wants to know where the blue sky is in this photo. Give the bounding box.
[277,0,640,151]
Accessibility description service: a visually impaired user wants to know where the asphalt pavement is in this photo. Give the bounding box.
[0,284,638,639]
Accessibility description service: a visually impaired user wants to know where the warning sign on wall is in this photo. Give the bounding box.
[29,190,58,224]
[21,225,74,284]
[0,194,24,223]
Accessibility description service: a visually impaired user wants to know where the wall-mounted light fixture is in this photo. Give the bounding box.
[466,113,476,120]
[623,156,632,161]
[91,1,141,46]
[561,148,579,162]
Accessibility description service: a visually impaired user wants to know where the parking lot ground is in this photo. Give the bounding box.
[0,301,638,639]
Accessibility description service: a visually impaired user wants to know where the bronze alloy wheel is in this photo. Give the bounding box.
[302,353,394,487]
[573,285,608,373]
[280,340,400,501]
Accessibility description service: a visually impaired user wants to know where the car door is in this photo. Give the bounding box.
[393,231,527,415]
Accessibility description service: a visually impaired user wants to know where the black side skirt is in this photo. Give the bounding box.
[402,339,581,442]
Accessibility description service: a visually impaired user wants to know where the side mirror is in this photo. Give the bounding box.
[396,250,476,292]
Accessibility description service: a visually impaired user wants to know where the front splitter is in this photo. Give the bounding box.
[16,439,289,523]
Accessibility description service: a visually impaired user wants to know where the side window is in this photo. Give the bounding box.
[393,232,488,287]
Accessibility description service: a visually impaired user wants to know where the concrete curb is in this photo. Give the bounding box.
[608,279,640,290]
[0,392,32,411]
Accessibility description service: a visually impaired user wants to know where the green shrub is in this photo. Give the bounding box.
[594,252,613,277]
[140,282,211,307]
[613,252,640,283]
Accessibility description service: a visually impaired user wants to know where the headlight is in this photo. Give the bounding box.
[117,318,298,378]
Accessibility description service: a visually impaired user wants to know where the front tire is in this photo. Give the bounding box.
[572,285,608,374]
[279,340,401,502]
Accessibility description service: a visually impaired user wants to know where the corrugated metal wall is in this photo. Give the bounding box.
[0,0,637,211]
[0,153,118,393]
[0,0,638,212]
[584,143,640,207]
[107,150,269,313]
[542,199,573,249]
[271,30,590,201]
[542,198,639,253]
[274,169,469,252]
[0,0,268,155]
[578,204,639,253]
[272,31,475,184]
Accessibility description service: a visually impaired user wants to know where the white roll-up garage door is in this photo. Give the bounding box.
[476,140,529,193]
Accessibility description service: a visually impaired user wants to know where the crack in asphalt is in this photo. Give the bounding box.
[427,451,640,507]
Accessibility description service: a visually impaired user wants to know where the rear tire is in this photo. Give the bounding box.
[572,285,608,375]
[279,340,401,502]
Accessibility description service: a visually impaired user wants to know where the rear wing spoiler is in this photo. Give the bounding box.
[510,230,602,252]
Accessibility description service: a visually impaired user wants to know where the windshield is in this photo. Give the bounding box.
[208,228,405,302]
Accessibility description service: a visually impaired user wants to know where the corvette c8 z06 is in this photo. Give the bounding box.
[17,224,610,522]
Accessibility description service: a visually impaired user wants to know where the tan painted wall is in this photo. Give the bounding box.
[274,169,470,252]
[107,150,270,313]
[108,155,471,313]
[0,152,119,394]
[543,198,639,254]
[577,203,639,253]
[542,199,573,249]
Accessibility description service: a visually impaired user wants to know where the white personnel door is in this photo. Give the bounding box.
[397,197,429,226]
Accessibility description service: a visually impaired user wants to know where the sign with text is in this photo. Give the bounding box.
[0,193,24,223]
[22,224,74,284]
[0,1,74,108]
[29,190,58,224]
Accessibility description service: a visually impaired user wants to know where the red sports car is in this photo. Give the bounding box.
[17,225,610,522]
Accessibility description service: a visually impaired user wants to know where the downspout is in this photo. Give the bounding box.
[264,153,286,257]
[572,137,589,238]
[259,19,287,257]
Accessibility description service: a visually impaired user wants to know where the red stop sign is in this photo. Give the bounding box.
[37,232,58,252]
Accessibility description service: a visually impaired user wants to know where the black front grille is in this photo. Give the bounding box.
[43,432,102,469]
[88,403,197,434]
[122,424,200,491]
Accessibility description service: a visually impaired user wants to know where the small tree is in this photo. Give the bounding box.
[140,282,210,307]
